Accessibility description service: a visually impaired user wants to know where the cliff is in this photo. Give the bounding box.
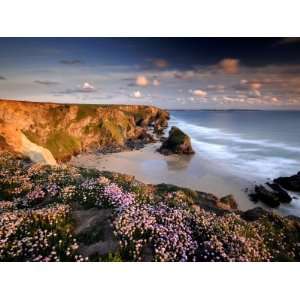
[0,99,169,163]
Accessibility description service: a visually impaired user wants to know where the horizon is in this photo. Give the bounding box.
[2,97,300,112]
[1,38,300,110]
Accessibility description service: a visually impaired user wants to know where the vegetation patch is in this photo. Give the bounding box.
[45,131,81,161]
[76,105,99,121]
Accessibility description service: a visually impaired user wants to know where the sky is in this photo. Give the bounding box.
[1,37,300,109]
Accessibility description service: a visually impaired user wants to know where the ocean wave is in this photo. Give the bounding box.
[192,138,299,180]
[173,118,300,153]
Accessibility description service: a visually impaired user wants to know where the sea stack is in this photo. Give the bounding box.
[158,126,195,155]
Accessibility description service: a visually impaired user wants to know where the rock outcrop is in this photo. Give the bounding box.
[158,126,194,155]
[249,173,298,208]
[250,185,282,208]
[0,99,169,162]
[249,182,293,208]
[274,172,300,192]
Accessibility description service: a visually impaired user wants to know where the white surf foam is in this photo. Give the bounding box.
[170,117,300,181]
[174,118,300,153]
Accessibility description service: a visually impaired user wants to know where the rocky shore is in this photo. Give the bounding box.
[250,172,300,208]
[1,151,299,262]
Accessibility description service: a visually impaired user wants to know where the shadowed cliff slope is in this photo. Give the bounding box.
[0,99,169,162]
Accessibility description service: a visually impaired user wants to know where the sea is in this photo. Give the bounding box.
[170,110,300,215]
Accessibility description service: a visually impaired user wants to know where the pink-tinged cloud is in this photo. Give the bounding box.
[219,58,240,74]
[192,89,207,97]
[136,75,149,86]
[153,58,169,68]
[250,83,262,91]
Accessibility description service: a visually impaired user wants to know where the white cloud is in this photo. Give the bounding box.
[82,82,95,91]
[57,82,96,94]
[132,90,142,98]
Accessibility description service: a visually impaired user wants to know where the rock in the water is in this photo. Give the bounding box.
[249,180,293,208]
[158,126,195,155]
[250,185,281,208]
[266,182,292,203]
[274,172,300,192]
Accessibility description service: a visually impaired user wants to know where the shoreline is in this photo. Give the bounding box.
[70,142,259,212]
[70,142,300,216]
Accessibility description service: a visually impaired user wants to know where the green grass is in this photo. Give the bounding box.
[101,120,124,143]
[76,105,99,121]
[45,131,81,161]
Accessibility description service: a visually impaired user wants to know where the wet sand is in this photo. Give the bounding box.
[70,143,260,211]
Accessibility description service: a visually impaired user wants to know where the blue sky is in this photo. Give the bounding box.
[1,38,300,109]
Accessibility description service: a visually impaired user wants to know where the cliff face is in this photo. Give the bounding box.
[0,99,169,163]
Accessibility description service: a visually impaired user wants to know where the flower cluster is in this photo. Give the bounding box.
[194,211,271,262]
[0,201,14,212]
[114,203,198,261]
[73,179,104,208]
[0,204,87,262]
[26,186,46,202]
[98,183,135,210]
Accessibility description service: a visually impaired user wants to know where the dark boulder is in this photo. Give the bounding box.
[266,182,292,203]
[250,182,293,208]
[158,126,195,155]
[274,172,300,192]
[250,185,281,208]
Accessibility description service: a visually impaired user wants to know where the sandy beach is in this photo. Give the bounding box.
[70,142,260,211]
